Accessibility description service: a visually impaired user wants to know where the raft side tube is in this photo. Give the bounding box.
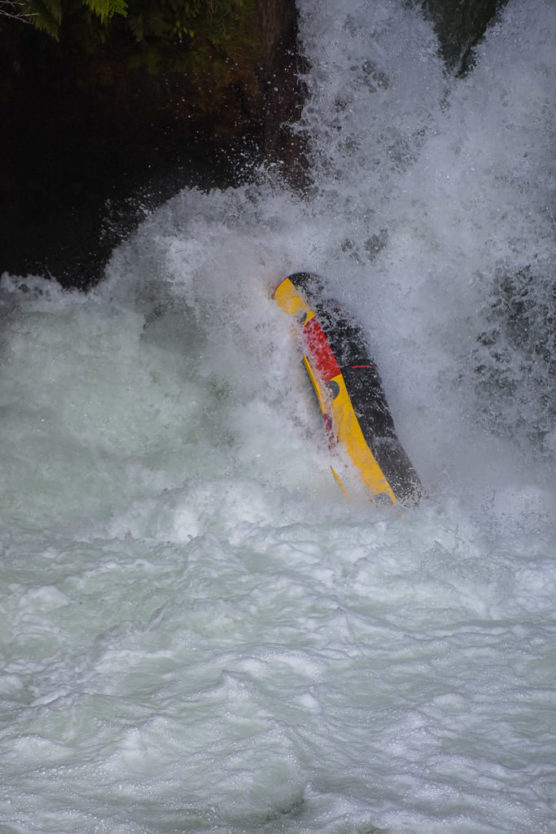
[273,273,423,506]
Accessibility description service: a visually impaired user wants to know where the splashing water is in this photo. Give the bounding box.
[1,1,555,832]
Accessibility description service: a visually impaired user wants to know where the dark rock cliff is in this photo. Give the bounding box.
[0,0,305,288]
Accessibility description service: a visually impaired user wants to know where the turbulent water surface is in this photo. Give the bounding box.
[1,1,555,832]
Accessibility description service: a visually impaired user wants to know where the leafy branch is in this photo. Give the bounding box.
[2,0,128,38]
[0,0,32,23]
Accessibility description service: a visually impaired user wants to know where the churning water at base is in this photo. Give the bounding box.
[1,1,555,831]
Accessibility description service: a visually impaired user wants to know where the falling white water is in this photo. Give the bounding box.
[1,1,555,832]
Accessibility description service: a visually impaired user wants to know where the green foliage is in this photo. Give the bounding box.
[10,0,259,96]
[87,0,127,23]
[21,0,63,37]
[121,0,260,83]
[6,0,261,136]
[125,0,250,48]
[15,0,251,49]
[19,0,127,38]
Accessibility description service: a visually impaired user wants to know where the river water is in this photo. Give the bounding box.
[1,1,555,832]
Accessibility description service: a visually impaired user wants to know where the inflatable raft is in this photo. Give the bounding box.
[273,272,423,506]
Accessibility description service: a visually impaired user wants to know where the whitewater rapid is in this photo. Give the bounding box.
[1,0,555,832]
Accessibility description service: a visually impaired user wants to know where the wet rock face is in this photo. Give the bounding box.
[256,0,308,184]
[420,0,510,74]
